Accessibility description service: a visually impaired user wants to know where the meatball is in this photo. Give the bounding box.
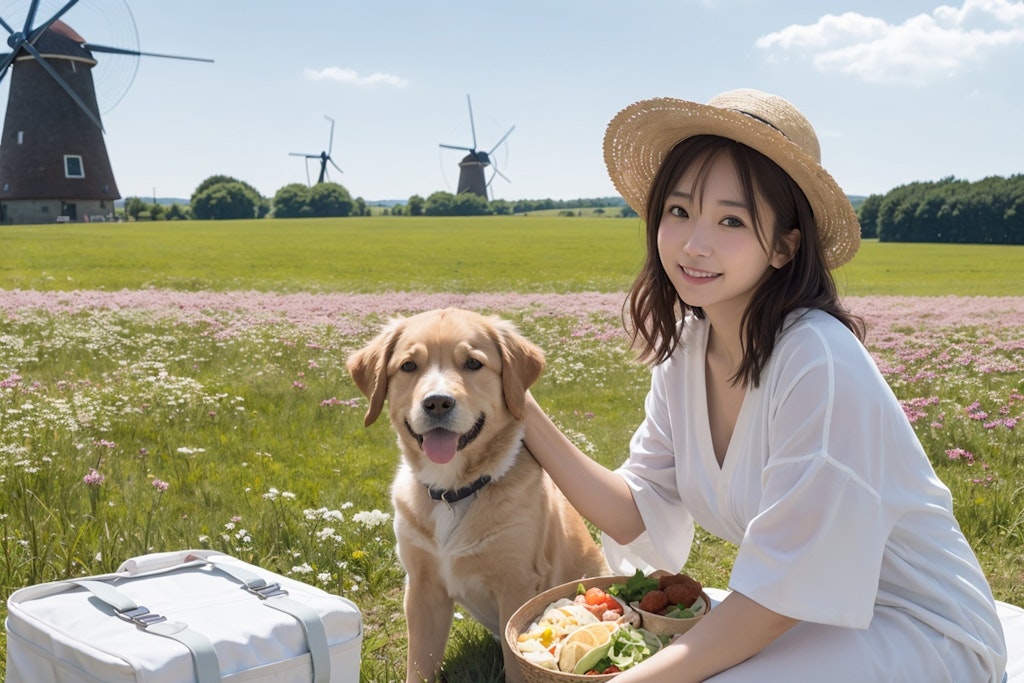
[664,580,702,608]
[657,572,701,591]
[638,589,669,614]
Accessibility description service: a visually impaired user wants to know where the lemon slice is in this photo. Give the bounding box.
[557,622,617,672]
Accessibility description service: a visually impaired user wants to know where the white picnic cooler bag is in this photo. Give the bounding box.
[4,549,363,683]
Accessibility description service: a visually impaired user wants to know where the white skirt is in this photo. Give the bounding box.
[701,589,1018,683]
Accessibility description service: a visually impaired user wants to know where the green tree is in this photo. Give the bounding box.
[191,182,259,220]
[124,196,145,221]
[191,175,268,219]
[857,194,882,239]
[308,182,354,217]
[407,195,425,216]
[424,191,456,215]
[354,197,367,216]
[164,203,189,221]
[451,192,490,215]
[273,184,311,218]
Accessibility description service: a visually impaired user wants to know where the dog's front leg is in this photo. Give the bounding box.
[497,582,536,683]
[404,569,455,683]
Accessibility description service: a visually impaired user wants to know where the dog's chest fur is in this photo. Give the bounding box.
[391,452,544,632]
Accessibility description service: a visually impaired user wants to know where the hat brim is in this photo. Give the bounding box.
[603,97,860,269]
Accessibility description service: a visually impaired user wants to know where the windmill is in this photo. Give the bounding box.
[439,94,514,199]
[0,0,211,225]
[290,115,342,186]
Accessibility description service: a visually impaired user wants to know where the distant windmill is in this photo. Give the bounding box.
[439,95,514,199]
[0,0,212,225]
[290,115,342,185]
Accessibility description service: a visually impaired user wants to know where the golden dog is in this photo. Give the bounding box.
[347,308,609,683]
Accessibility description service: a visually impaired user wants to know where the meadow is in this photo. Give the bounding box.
[1,216,1023,295]
[1,216,1022,681]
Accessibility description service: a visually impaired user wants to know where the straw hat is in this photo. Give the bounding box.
[603,88,860,269]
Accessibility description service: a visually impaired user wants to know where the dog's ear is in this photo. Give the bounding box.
[346,319,404,426]
[493,319,545,420]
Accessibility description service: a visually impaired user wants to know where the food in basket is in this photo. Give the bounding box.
[515,583,660,674]
[610,569,707,618]
[572,623,664,675]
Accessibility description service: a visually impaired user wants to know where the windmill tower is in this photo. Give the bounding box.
[290,115,343,185]
[439,95,514,199]
[0,1,211,225]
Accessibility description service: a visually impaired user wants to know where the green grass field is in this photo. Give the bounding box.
[1,216,1022,296]
[0,216,1022,682]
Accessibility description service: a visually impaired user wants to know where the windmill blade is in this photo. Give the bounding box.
[466,94,478,150]
[22,0,41,33]
[491,166,510,184]
[1,15,18,35]
[0,52,15,84]
[290,151,319,158]
[20,39,104,131]
[488,125,515,154]
[324,115,335,155]
[328,157,343,174]
[0,0,83,84]
[439,143,472,152]
[26,0,82,43]
[83,43,213,63]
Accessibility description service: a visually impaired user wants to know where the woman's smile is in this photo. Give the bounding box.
[680,266,721,283]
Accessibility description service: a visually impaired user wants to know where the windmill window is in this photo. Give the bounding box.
[64,155,85,179]
[17,131,23,144]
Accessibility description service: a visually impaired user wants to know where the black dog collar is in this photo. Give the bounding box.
[428,475,492,504]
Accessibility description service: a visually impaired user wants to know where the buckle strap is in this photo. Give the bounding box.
[72,580,220,683]
[205,560,331,683]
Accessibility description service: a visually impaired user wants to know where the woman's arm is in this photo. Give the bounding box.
[522,392,646,545]
[614,591,799,682]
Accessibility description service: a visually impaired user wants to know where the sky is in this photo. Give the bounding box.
[2,0,1023,203]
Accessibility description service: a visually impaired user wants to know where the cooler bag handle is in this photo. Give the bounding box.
[72,579,222,683]
[204,558,331,683]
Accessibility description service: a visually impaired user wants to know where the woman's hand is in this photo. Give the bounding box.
[612,591,799,682]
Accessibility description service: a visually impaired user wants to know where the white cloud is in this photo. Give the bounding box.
[756,0,1024,85]
[303,67,409,88]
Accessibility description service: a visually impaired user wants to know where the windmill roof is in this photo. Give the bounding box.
[17,20,95,64]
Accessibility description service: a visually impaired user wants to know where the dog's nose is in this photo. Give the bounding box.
[422,393,455,417]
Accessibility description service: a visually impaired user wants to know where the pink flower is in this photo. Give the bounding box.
[83,469,105,486]
[945,448,975,463]
[151,479,169,492]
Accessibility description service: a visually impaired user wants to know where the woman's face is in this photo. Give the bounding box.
[657,152,795,323]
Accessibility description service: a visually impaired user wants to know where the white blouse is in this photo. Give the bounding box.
[603,308,1005,674]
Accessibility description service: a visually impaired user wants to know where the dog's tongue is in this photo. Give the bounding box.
[421,429,458,464]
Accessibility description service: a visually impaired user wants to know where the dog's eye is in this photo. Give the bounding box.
[465,358,483,371]
[400,361,417,372]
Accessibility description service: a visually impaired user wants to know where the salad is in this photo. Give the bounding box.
[516,583,666,675]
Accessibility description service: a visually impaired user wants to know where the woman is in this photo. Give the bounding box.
[523,89,1007,682]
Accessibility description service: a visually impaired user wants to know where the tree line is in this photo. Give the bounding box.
[858,175,1024,244]
[121,176,634,221]
[124,173,1024,245]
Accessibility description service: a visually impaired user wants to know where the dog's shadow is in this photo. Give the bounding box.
[437,616,506,683]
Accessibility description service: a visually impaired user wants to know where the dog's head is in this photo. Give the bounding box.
[346,308,544,471]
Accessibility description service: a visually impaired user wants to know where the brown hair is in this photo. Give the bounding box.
[624,135,864,387]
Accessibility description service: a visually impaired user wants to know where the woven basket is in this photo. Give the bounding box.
[629,590,711,636]
[505,575,633,683]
